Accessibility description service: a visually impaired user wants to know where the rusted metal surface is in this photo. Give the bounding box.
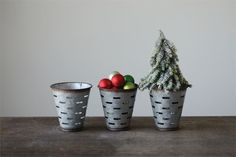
[1,117,236,157]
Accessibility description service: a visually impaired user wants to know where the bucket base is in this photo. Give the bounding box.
[157,127,179,131]
[60,127,83,132]
[107,127,130,131]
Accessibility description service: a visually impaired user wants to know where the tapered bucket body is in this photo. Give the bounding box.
[150,89,187,131]
[51,82,92,131]
[99,87,137,131]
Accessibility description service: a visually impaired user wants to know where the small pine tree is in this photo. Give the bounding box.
[139,30,191,92]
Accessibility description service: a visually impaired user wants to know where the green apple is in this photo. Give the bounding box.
[124,75,135,83]
[123,82,136,90]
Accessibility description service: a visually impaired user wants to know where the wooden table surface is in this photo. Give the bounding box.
[1,117,236,157]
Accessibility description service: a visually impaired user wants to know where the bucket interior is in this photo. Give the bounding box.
[51,82,92,90]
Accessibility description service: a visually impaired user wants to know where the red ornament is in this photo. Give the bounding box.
[112,86,120,90]
[111,74,125,87]
[98,79,113,89]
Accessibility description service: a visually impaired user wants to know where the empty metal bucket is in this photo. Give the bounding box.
[150,89,187,131]
[51,82,92,131]
[99,86,138,131]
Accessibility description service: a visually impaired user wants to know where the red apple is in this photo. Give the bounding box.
[98,79,113,89]
[111,74,125,87]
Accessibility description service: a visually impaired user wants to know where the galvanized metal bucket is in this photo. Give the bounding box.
[150,89,187,131]
[51,82,92,131]
[99,86,138,131]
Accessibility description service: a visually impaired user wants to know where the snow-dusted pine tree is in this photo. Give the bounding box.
[139,30,191,92]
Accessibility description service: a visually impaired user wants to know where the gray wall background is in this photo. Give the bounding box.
[0,0,235,117]
[0,2,3,115]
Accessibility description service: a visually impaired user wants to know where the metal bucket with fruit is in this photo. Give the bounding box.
[98,71,138,131]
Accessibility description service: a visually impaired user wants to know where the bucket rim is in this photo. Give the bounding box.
[98,84,138,92]
[150,88,187,93]
[50,82,93,92]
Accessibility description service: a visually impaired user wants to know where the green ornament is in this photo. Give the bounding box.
[124,75,135,83]
[123,82,136,90]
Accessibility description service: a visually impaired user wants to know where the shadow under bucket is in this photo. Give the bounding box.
[50,82,92,131]
[99,86,138,131]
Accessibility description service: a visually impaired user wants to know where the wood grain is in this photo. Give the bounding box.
[1,117,236,157]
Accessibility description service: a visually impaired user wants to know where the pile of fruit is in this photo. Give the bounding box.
[98,71,136,90]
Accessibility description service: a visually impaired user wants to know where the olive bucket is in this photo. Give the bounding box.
[150,89,187,131]
[50,82,92,131]
[99,86,138,131]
